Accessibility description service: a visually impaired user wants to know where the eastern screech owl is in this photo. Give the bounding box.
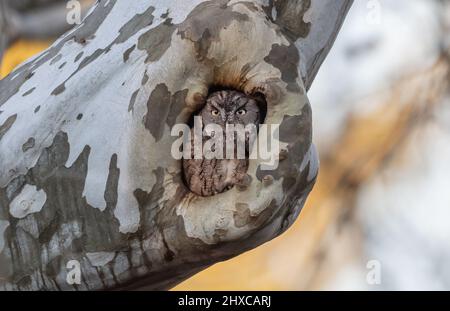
[183,90,261,196]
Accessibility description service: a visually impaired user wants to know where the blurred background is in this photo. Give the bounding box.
[1,0,449,290]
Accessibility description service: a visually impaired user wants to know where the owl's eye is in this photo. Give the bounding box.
[236,109,247,115]
[211,109,220,116]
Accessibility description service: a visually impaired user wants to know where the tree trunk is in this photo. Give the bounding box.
[0,0,352,290]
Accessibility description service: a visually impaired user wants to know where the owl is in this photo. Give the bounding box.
[183,90,262,196]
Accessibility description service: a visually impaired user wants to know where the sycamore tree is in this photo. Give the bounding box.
[0,0,352,290]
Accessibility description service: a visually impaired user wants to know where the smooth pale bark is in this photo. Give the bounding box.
[0,0,352,290]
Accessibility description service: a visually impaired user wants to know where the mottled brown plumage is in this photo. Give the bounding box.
[183,90,261,196]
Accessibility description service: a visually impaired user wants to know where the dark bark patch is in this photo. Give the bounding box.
[72,0,117,44]
[75,37,87,44]
[16,274,32,289]
[76,113,83,120]
[74,52,84,63]
[22,137,35,152]
[161,232,175,262]
[104,154,120,209]
[0,189,8,218]
[285,162,312,226]
[22,87,36,97]
[178,0,249,62]
[144,83,170,141]
[264,0,311,41]
[144,84,188,142]
[25,72,34,80]
[58,62,67,69]
[137,19,175,63]
[45,255,62,278]
[0,247,13,281]
[128,89,139,112]
[51,83,66,96]
[0,114,17,141]
[123,44,136,63]
[166,89,188,129]
[37,212,60,245]
[256,104,312,194]
[34,106,40,113]
[112,6,155,46]
[161,10,169,19]
[5,176,26,202]
[134,167,165,237]
[7,227,41,288]
[264,43,301,93]
[141,70,149,86]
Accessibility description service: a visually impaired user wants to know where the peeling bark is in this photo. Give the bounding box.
[0,0,352,290]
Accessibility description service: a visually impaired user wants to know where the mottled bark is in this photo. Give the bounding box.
[0,0,352,290]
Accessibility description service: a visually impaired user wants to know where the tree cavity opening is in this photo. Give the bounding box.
[179,86,267,197]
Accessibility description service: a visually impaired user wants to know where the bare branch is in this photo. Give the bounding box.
[0,1,11,62]
[0,0,351,290]
[7,0,94,40]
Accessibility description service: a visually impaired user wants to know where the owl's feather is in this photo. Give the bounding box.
[183,90,261,196]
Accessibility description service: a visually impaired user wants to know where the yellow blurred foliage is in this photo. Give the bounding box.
[0,40,50,78]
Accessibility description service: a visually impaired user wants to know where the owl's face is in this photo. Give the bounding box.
[200,90,261,128]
